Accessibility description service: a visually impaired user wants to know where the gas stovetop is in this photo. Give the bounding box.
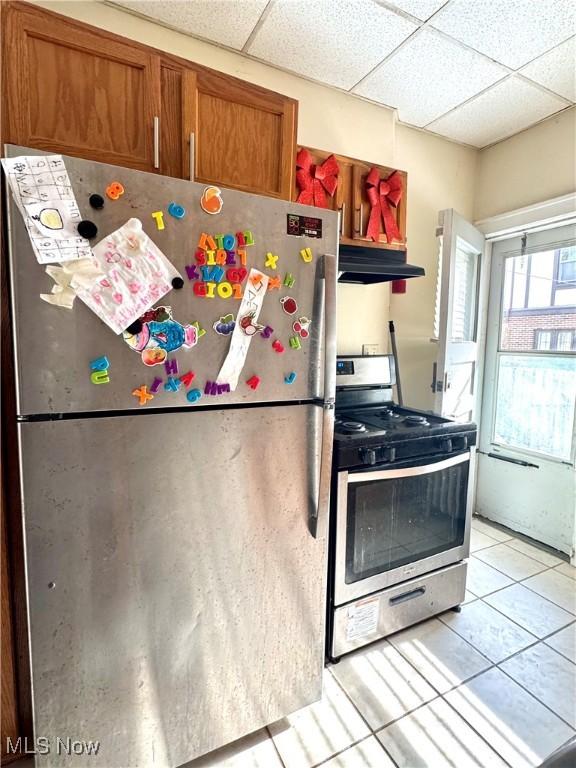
[335,404,455,440]
[333,355,477,470]
[334,403,477,470]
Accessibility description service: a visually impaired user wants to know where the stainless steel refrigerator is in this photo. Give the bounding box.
[4,146,338,767]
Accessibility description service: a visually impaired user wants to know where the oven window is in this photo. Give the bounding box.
[345,459,469,583]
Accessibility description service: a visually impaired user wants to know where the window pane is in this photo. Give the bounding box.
[527,252,553,307]
[450,237,478,342]
[433,236,443,340]
[494,355,576,460]
[555,287,576,306]
[502,255,528,311]
[501,251,576,352]
[558,247,576,283]
[535,330,551,350]
[557,331,572,351]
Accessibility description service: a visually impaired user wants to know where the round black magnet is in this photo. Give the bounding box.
[77,220,98,239]
[89,193,105,210]
[172,276,184,290]
[126,320,143,335]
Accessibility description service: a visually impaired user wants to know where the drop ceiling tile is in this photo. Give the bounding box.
[385,0,447,21]
[427,75,570,147]
[110,0,270,50]
[432,0,576,69]
[354,28,507,126]
[521,36,576,102]
[247,0,418,90]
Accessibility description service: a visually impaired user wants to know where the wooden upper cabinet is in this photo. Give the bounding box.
[190,69,297,199]
[2,2,297,198]
[3,3,161,172]
[294,145,408,251]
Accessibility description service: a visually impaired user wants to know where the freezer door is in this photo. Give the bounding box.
[19,405,328,767]
[5,146,338,415]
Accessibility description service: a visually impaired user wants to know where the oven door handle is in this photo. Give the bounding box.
[347,451,469,483]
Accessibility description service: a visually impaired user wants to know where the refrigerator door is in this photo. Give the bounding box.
[19,405,328,768]
[5,146,338,416]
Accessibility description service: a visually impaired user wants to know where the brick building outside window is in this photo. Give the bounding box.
[501,246,576,352]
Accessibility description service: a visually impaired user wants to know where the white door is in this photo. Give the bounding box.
[476,223,576,557]
[433,210,485,421]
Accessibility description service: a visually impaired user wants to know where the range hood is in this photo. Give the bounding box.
[338,244,425,284]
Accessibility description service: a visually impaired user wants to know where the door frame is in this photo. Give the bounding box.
[473,198,576,558]
[480,237,576,467]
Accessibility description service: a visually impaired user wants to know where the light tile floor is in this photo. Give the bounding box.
[19,517,576,768]
[187,516,575,768]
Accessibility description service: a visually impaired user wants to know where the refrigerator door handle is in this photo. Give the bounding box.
[310,253,337,538]
[322,253,337,406]
[310,404,334,539]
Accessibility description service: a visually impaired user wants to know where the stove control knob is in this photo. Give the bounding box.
[360,448,377,466]
[439,437,453,453]
[382,447,396,463]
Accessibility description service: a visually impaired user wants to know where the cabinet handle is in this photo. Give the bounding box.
[359,205,364,237]
[153,116,160,169]
[339,202,345,236]
[189,132,195,182]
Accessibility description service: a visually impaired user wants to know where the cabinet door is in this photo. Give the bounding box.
[3,3,161,172]
[192,69,297,199]
[352,162,372,243]
[292,147,354,239]
[335,158,354,241]
[352,162,407,250]
[159,63,196,179]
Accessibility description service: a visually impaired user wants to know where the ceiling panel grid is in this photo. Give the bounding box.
[110,0,576,147]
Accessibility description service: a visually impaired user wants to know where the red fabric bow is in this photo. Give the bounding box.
[365,168,403,243]
[296,149,339,208]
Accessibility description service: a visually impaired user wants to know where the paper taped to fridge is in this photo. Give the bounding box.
[72,218,181,335]
[216,269,269,390]
[1,154,92,264]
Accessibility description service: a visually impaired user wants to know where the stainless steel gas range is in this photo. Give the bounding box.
[327,355,477,660]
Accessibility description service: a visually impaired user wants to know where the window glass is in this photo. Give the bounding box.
[494,355,576,460]
[503,255,528,311]
[535,330,551,350]
[450,237,478,342]
[433,236,443,340]
[501,251,576,352]
[557,331,573,351]
[555,287,576,306]
[527,252,553,307]
[558,247,576,284]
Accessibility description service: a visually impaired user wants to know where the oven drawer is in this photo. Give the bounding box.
[331,561,467,659]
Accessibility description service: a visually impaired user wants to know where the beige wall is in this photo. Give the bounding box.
[33,0,478,408]
[392,126,476,406]
[475,107,576,221]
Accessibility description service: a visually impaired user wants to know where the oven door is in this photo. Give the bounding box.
[335,451,473,606]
